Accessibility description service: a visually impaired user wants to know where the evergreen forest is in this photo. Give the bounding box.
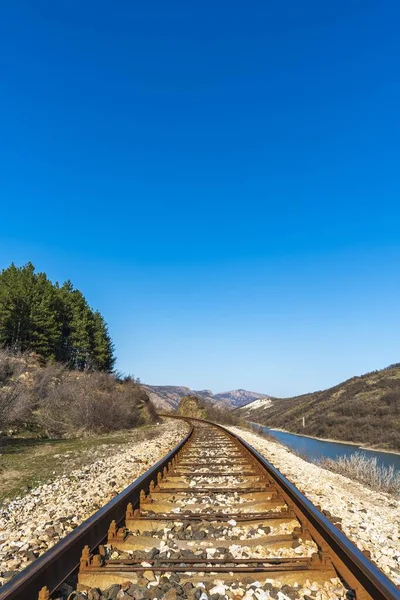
[0,262,115,371]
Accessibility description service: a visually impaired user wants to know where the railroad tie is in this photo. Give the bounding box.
[3,419,399,600]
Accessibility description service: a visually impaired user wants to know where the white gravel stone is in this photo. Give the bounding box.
[0,420,187,580]
[226,425,400,586]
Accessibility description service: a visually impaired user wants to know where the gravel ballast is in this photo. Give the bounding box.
[225,425,400,587]
[0,420,188,585]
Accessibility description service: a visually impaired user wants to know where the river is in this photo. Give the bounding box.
[255,425,400,473]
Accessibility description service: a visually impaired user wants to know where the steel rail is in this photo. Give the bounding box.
[214,421,400,600]
[159,414,400,599]
[1,415,399,600]
[158,415,400,599]
[0,422,193,600]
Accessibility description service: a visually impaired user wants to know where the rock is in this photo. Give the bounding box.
[210,585,227,595]
[55,583,74,598]
[150,587,164,599]
[104,585,122,600]
[125,584,146,600]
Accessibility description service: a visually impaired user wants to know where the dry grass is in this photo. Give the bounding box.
[176,395,244,426]
[0,352,156,437]
[36,368,149,436]
[0,424,161,503]
[247,424,400,496]
[318,452,400,496]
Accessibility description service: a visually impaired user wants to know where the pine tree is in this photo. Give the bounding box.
[0,263,116,371]
[0,262,36,352]
[54,281,75,364]
[89,311,116,372]
[29,273,59,360]
[61,288,92,370]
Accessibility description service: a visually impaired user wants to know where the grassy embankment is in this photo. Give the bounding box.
[0,426,159,504]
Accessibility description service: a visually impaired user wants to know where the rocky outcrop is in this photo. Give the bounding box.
[176,395,208,419]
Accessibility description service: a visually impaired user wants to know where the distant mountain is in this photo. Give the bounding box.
[238,363,400,451]
[237,396,274,413]
[214,389,268,408]
[141,384,268,412]
[140,386,199,411]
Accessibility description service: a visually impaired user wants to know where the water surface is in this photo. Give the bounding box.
[256,426,400,473]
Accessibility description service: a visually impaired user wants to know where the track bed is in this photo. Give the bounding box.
[1,420,399,600]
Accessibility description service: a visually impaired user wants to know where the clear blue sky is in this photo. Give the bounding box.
[1,1,400,396]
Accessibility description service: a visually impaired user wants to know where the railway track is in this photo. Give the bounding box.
[0,419,399,600]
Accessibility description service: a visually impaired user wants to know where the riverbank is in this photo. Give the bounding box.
[251,422,400,456]
[226,424,400,586]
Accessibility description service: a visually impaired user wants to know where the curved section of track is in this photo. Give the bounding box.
[0,419,399,600]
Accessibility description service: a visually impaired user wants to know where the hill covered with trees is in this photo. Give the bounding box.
[239,364,400,451]
[0,263,114,371]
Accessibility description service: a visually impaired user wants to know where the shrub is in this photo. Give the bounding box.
[206,403,244,426]
[36,370,151,437]
[0,351,156,437]
[318,452,400,496]
[0,350,33,429]
[176,395,244,426]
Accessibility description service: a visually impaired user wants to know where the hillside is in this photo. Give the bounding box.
[214,389,268,408]
[176,394,242,425]
[239,364,400,451]
[0,351,156,438]
[176,395,208,419]
[141,384,267,411]
[140,386,197,411]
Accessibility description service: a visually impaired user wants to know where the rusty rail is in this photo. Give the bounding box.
[1,416,399,600]
[214,420,400,600]
[0,422,193,600]
[161,415,400,600]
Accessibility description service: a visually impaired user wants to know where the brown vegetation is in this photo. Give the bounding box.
[240,364,400,451]
[0,350,156,438]
[176,394,243,426]
[317,452,400,496]
[0,350,33,428]
[35,367,153,437]
[176,395,208,419]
